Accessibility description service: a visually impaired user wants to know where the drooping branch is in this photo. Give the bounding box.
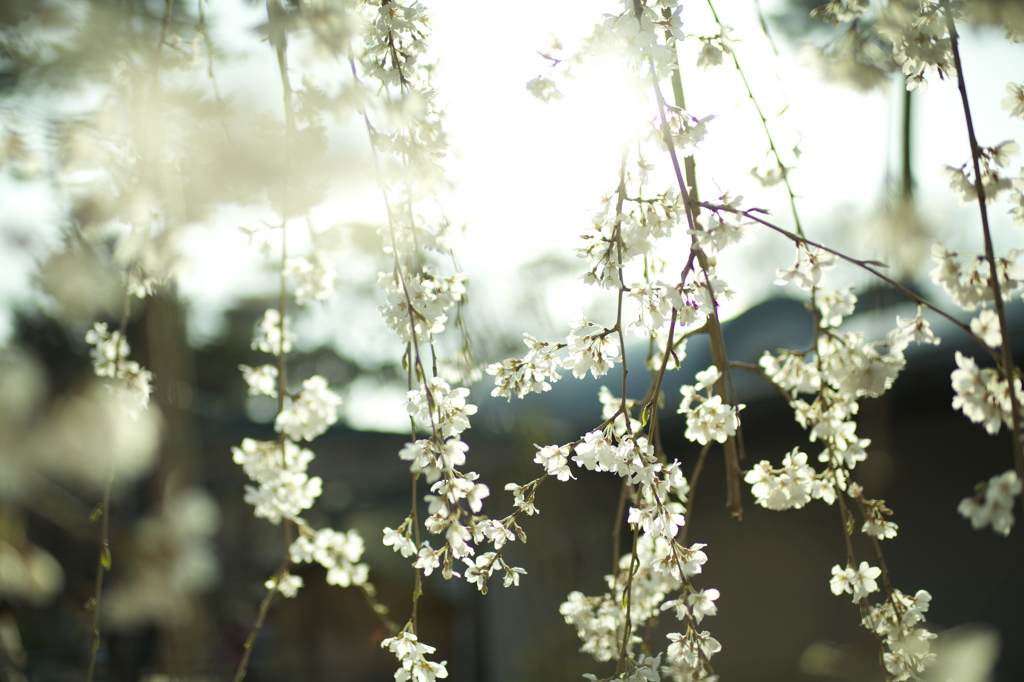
[941,0,1024,484]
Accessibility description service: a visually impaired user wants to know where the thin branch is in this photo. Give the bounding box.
[233,561,287,682]
[615,525,641,676]
[611,144,633,440]
[234,7,295,679]
[941,0,1024,484]
[707,201,1001,361]
[705,0,805,239]
[834,487,857,568]
[652,71,744,518]
[612,479,631,579]
[84,466,114,682]
[86,287,134,682]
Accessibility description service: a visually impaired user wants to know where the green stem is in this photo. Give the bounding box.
[85,467,114,682]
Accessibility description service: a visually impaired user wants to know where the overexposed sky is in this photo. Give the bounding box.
[1,0,1022,432]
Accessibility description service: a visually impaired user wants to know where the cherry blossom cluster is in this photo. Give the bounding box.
[813,0,1024,543]
[744,448,834,511]
[627,281,685,338]
[576,187,684,290]
[848,482,900,540]
[958,469,1022,535]
[489,312,649,402]
[527,0,682,102]
[929,242,1023,312]
[363,2,447,197]
[355,2,481,679]
[509,4,747,675]
[949,351,1023,436]
[491,183,734,404]
[232,229,356,612]
[829,560,882,602]
[522,3,1024,679]
[652,110,715,159]
[826,488,934,681]
[232,302,365,594]
[377,269,467,344]
[232,379,353,593]
[387,375,529,594]
[751,231,952,678]
[380,631,449,682]
[688,195,752,255]
[876,1,954,91]
[85,322,154,419]
[560,534,720,681]
[486,334,563,400]
[756,244,915,509]
[232,438,322,525]
[861,589,937,681]
[250,308,296,356]
[284,254,337,305]
[942,141,1020,206]
[565,318,624,380]
[627,478,688,542]
[289,526,369,588]
[529,382,721,680]
[678,366,744,446]
[276,375,343,442]
[488,317,628,401]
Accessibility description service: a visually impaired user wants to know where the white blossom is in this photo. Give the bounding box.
[239,363,278,397]
[958,470,1021,535]
[504,482,538,515]
[862,589,936,681]
[84,322,154,418]
[534,443,574,481]
[407,377,477,439]
[687,588,720,623]
[745,448,818,511]
[774,245,836,290]
[682,395,743,445]
[950,351,1021,435]
[563,318,621,379]
[266,572,303,598]
[378,269,467,343]
[276,375,342,441]
[1003,82,1024,119]
[381,631,449,682]
[526,76,563,102]
[383,526,417,557]
[829,561,881,602]
[252,308,295,355]
[930,243,980,309]
[284,254,336,304]
[414,543,441,576]
[488,334,562,399]
[290,528,368,587]
[889,306,941,351]
[970,309,1002,348]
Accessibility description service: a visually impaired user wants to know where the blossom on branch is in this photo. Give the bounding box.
[275,375,342,442]
[958,469,1021,535]
[562,318,621,379]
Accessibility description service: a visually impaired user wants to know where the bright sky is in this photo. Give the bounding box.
[1,0,1022,430]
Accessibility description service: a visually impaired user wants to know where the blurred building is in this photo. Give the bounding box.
[10,292,1024,682]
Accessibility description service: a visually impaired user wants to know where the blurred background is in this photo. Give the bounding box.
[1,0,1023,680]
